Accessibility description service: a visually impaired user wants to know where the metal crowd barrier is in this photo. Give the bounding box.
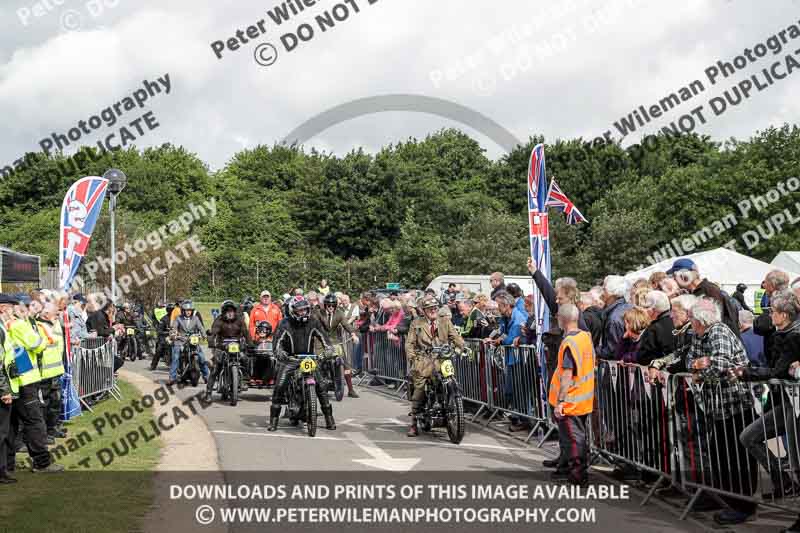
[341,326,800,517]
[475,343,553,445]
[71,336,121,410]
[362,330,409,395]
[669,373,800,518]
[593,361,677,505]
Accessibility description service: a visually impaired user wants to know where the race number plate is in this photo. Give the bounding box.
[300,358,317,373]
[228,343,240,353]
[190,335,200,345]
[440,360,455,378]
[126,328,135,336]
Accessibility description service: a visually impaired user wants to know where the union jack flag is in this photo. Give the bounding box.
[59,177,109,290]
[527,144,550,367]
[545,178,588,224]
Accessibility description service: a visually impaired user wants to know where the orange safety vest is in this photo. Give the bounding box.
[548,330,595,416]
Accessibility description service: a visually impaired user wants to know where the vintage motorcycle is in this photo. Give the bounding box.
[175,333,203,386]
[413,343,469,444]
[285,353,320,437]
[119,326,139,362]
[216,337,245,406]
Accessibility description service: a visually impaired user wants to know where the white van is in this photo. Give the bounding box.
[426,274,535,299]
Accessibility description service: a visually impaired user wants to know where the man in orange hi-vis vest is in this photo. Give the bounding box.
[548,303,595,487]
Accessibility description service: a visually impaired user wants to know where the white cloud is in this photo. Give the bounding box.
[1,0,799,171]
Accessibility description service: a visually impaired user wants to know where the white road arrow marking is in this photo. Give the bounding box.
[339,418,367,430]
[344,432,421,472]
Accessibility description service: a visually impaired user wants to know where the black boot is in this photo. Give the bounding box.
[323,405,336,430]
[267,405,282,431]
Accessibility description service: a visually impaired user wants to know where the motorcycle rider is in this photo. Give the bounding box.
[206,300,250,399]
[405,295,465,437]
[117,303,139,359]
[153,301,168,324]
[315,293,361,398]
[168,301,209,386]
[267,297,336,432]
[150,303,175,370]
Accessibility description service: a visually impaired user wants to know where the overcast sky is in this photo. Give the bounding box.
[1,0,798,172]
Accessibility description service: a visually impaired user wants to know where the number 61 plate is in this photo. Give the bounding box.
[300,358,317,373]
[440,360,455,378]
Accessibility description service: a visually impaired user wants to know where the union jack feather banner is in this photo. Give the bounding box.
[527,144,550,362]
[58,177,109,291]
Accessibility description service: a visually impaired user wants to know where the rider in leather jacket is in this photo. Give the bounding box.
[206,300,250,398]
[315,293,361,398]
[267,297,336,432]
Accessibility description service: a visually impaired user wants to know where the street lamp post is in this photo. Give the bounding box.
[103,169,127,304]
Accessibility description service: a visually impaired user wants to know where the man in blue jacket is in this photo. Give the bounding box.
[492,291,529,431]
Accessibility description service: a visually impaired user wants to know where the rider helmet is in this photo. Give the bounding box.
[323,293,338,311]
[255,320,273,338]
[181,300,194,317]
[221,300,237,320]
[736,283,747,293]
[288,297,311,324]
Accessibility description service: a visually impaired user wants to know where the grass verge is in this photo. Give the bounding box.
[0,379,162,533]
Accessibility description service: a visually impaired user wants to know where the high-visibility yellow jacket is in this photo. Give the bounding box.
[5,317,45,390]
[36,318,65,379]
[1,324,18,395]
[549,330,595,416]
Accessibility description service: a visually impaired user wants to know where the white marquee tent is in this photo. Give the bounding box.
[772,252,800,279]
[624,247,800,308]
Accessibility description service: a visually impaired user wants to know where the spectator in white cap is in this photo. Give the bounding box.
[599,275,633,359]
[249,290,282,340]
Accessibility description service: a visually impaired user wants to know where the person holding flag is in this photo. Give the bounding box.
[525,144,589,471]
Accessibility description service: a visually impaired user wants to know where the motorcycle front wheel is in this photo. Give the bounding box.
[304,384,317,437]
[190,357,200,387]
[230,365,239,407]
[219,364,228,401]
[446,388,465,444]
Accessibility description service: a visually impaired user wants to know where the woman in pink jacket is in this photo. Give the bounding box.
[373,300,404,343]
